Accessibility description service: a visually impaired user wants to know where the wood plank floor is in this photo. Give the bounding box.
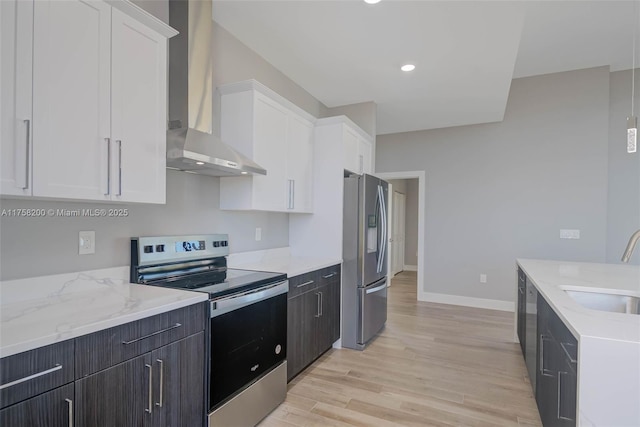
[259,271,542,427]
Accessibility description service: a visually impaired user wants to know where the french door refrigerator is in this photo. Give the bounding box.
[342,173,389,350]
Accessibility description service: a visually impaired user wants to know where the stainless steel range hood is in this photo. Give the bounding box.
[166,0,266,176]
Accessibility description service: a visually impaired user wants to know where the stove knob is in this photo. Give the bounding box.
[144,245,154,253]
[222,241,228,247]
[155,244,165,252]
[213,241,220,248]
[275,344,282,355]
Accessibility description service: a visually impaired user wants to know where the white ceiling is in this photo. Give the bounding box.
[212,1,639,135]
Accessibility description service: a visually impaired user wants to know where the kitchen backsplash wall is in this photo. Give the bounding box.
[0,170,289,280]
[377,66,612,303]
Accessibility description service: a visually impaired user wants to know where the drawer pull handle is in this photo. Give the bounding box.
[322,272,337,279]
[296,280,314,288]
[122,323,182,345]
[65,398,73,427]
[0,364,62,390]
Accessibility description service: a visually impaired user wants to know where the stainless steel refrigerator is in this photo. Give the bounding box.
[342,173,389,350]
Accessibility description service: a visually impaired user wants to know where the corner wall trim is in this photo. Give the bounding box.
[403,265,417,272]
[420,292,514,312]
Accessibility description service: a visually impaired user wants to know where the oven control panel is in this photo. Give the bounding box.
[132,234,229,266]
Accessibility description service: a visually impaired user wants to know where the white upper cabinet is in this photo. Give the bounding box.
[321,116,374,175]
[0,0,175,203]
[219,80,315,213]
[1,0,33,196]
[110,8,167,203]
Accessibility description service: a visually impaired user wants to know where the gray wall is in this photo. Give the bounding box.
[376,67,611,302]
[0,1,327,280]
[0,171,289,280]
[405,178,419,266]
[606,69,640,264]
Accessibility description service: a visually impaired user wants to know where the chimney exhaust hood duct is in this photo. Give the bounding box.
[166,0,266,176]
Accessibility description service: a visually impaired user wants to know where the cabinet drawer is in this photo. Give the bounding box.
[288,271,320,299]
[75,302,206,378]
[318,265,341,287]
[0,383,74,426]
[0,340,74,409]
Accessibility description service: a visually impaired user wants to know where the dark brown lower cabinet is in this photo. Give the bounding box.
[536,295,577,427]
[0,383,74,427]
[75,332,204,427]
[287,265,341,381]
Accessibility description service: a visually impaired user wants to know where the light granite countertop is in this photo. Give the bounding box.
[228,247,342,277]
[0,266,208,358]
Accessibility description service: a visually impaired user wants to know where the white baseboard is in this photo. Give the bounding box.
[403,264,417,272]
[420,292,514,312]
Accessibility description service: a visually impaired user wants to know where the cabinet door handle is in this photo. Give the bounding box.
[322,272,337,279]
[539,334,554,377]
[0,364,62,390]
[104,138,111,195]
[296,280,314,288]
[315,292,321,317]
[557,371,573,421]
[145,363,153,414]
[65,398,73,427]
[121,323,182,345]
[117,139,122,196]
[155,359,164,408]
[560,342,578,364]
[319,291,323,316]
[359,154,363,174]
[21,119,30,189]
[287,179,294,210]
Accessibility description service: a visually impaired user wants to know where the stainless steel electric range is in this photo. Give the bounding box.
[130,234,287,427]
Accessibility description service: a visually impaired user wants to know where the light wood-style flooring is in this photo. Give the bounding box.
[259,271,542,427]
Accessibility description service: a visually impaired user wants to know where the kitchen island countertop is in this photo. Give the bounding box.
[1,266,208,358]
[517,258,640,426]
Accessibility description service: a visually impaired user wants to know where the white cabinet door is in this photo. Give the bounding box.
[0,0,33,196]
[359,137,373,174]
[32,0,111,200]
[343,126,360,174]
[252,94,288,211]
[111,9,166,204]
[287,113,314,213]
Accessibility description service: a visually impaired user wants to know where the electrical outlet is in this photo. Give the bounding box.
[79,231,95,255]
[560,229,580,239]
[480,274,487,283]
[255,227,262,242]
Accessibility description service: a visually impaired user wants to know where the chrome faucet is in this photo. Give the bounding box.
[621,229,640,262]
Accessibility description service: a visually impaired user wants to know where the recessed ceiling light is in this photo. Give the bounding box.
[241,171,248,175]
[401,64,416,72]
[195,161,205,165]
[364,0,381,4]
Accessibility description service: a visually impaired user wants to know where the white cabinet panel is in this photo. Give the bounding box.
[343,127,360,175]
[287,114,314,213]
[32,0,112,200]
[359,137,373,174]
[252,94,289,211]
[0,0,33,196]
[219,81,315,213]
[111,8,166,204]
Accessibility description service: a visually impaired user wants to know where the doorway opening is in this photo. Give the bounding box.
[377,171,425,301]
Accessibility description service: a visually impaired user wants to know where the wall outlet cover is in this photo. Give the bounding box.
[480,274,487,283]
[79,231,95,255]
[255,227,262,241]
[560,229,580,239]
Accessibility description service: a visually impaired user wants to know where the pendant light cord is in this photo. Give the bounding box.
[633,0,638,116]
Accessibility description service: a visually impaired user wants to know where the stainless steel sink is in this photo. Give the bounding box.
[565,290,640,314]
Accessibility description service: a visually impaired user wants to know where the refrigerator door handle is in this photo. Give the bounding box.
[379,184,387,273]
[366,283,387,294]
[376,185,387,274]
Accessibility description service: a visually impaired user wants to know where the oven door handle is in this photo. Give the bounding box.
[210,280,289,318]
